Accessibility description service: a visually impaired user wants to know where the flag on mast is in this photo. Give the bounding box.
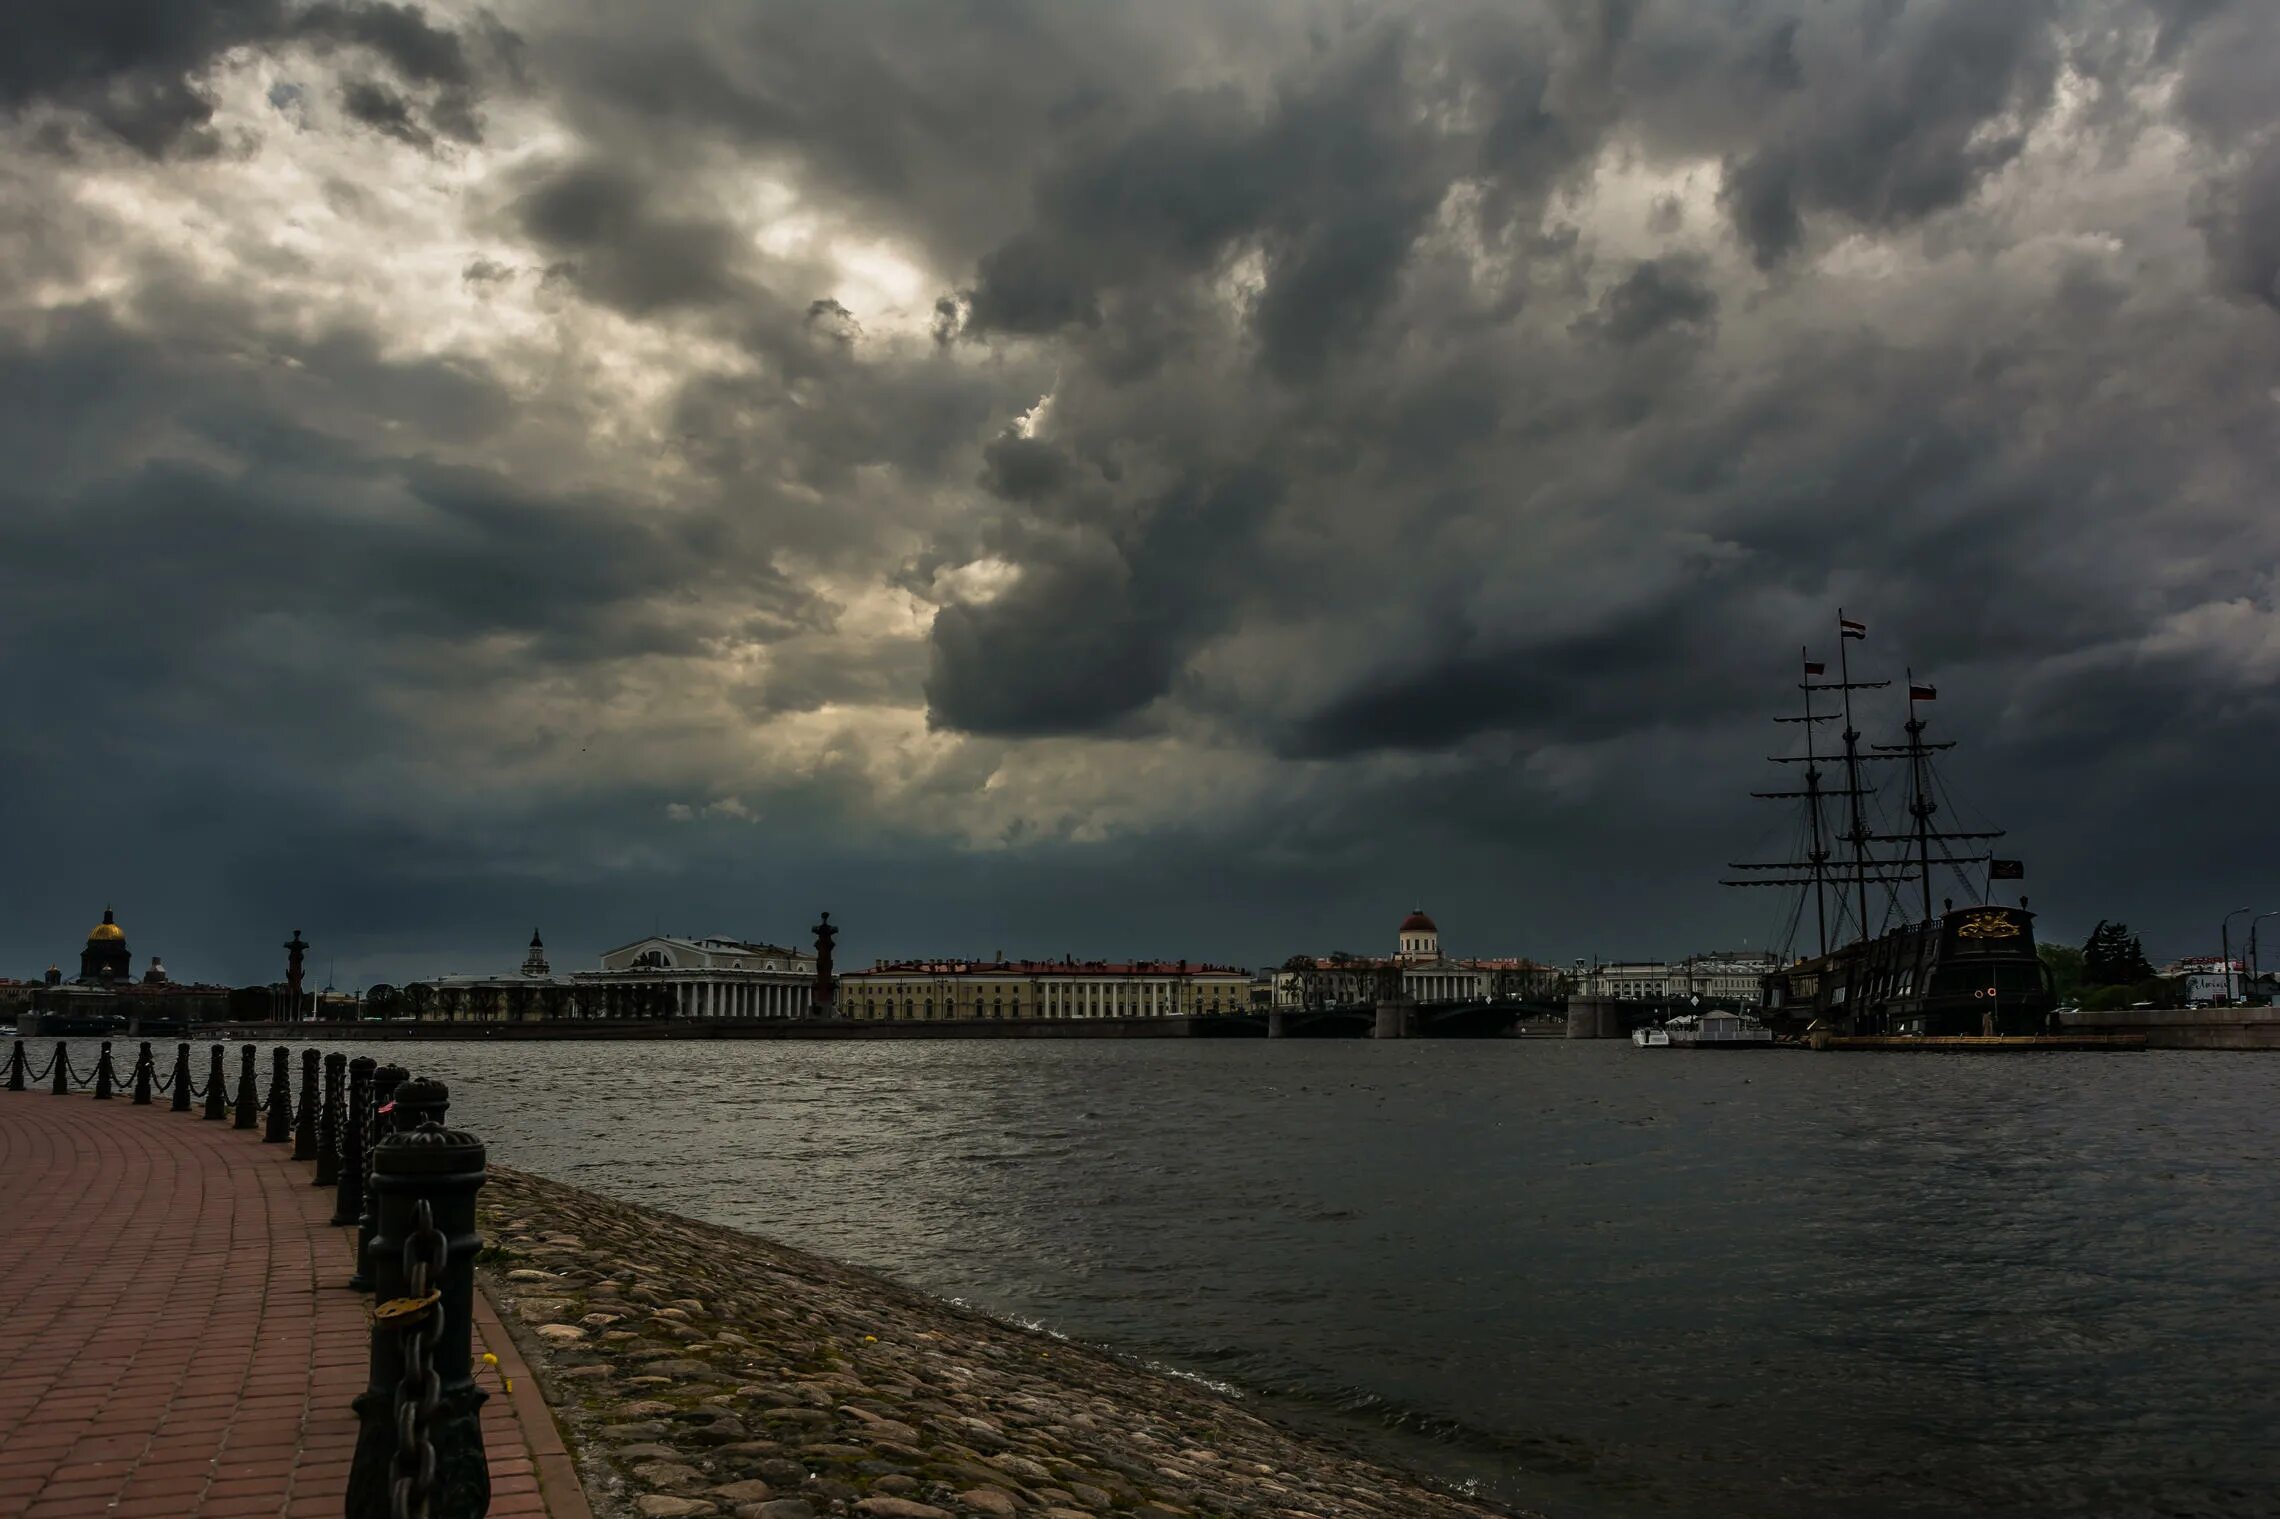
[1840,617,1867,640]
[1909,682,1937,700]
[1804,658,1826,676]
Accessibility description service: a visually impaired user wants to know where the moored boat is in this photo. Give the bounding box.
[1663,1010,1775,1048]
[1723,613,2060,1040]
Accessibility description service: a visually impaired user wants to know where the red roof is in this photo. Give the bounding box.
[1399,910,1438,933]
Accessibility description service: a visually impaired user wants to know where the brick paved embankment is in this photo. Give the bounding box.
[0,1085,565,1519]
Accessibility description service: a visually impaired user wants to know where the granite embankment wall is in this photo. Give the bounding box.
[2058,1008,2280,1049]
[477,1167,1526,1519]
[202,1017,1235,1042]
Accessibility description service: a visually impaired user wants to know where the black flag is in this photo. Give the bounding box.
[1989,859,2025,880]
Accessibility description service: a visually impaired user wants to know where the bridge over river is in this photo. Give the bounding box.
[1196,997,1570,1039]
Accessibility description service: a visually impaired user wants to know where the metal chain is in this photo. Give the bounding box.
[390,1199,447,1519]
[29,1050,58,1083]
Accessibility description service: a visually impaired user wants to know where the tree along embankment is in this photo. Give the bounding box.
[479,1167,1527,1519]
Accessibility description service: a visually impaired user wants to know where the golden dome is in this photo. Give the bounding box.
[88,910,125,942]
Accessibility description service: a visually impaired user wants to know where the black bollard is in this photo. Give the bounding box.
[93,1041,117,1100]
[315,1053,346,1187]
[347,1124,490,1519]
[351,1064,409,1292]
[170,1042,192,1112]
[132,1042,154,1106]
[392,1077,449,1131]
[6,1040,25,1092]
[51,1042,69,1096]
[233,1044,260,1129]
[293,1049,321,1159]
[263,1047,292,1143]
[202,1044,228,1120]
[332,1057,374,1227]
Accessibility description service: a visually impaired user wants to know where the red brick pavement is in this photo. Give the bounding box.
[0,1085,573,1518]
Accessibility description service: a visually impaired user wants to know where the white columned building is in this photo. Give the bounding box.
[572,934,818,1019]
[1273,911,1561,1008]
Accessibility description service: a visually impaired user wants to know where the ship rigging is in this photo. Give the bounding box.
[1721,613,2056,1037]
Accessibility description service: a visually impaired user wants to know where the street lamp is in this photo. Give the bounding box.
[2221,907,2252,1004]
[2250,911,2280,1004]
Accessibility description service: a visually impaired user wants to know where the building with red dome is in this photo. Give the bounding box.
[1273,910,1560,1009]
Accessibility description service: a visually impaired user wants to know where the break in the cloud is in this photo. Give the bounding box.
[1,0,2276,986]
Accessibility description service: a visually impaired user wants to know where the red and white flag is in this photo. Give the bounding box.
[1839,617,1867,641]
[1909,682,1937,701]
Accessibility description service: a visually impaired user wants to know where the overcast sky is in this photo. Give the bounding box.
[3,0,2276,988]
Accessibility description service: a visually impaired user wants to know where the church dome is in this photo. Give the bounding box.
[1399,910,1437,934]
[88,909,125,943]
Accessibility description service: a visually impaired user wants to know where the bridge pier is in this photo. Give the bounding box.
[1566,996,1626,1038]
[1373,996,1413,1040]
[1267,1011,1288,1039]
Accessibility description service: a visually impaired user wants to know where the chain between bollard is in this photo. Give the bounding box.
[385,1198,448,1519]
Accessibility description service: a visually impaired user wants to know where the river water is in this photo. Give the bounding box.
[83,1037,2280,1518]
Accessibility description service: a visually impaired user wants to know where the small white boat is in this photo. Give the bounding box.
[1631,1026,1671,1047]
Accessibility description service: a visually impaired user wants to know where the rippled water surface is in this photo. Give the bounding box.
[205,1039,2280,1516]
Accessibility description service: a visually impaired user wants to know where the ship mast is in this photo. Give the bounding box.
[1870,671,2005,923]
[1832,610,1890,941]
[1722,641,1909,953]
[1797,648,1830,956]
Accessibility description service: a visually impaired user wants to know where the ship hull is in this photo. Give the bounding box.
[1761,905,2056,1038]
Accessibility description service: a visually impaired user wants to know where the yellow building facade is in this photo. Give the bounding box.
[839,958,1252,1021]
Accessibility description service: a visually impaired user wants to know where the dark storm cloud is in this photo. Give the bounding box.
[1579,256,1718,347]
[2196,134,2280,309]
[5,0,2280,982]
[0,0,285,155]
[513,160,745,313]
[926,464,1283,736]
[1709,3,2060,266]
[0,305,822,712]
[339,77,431,150]
[0,0,502,156]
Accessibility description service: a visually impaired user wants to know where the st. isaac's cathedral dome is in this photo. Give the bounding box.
[79,908,132,982]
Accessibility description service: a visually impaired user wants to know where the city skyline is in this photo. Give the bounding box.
[4,2,2276,987]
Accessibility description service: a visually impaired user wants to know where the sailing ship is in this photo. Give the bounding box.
[1722,613,2057,1037]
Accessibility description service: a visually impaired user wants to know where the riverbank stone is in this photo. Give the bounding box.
[478,1165,1529,1519]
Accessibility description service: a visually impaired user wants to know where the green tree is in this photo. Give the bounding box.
[2082,921,2153,985]
[2037,943,2086,1004]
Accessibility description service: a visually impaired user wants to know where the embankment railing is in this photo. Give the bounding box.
[5,1036,492,1519]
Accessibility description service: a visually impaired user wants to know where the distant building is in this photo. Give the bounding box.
[410,928,817,1021]
[19,907,229,1034]
[2161,956,2243,1005]
[1273,910,1561,1008]
[578,933,816,1019]
[1579,952,1777,1007]
[838,954,1252,1021]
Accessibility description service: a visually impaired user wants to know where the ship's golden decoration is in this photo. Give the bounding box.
[1957,910,2021,939]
